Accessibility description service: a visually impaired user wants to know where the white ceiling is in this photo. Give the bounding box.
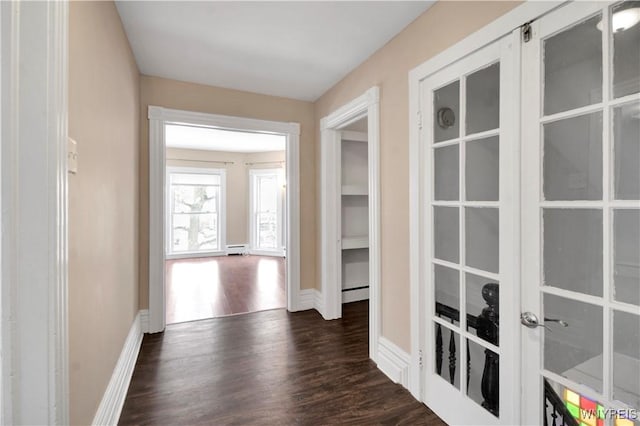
[115,1,433,102]
[166,124,286,152]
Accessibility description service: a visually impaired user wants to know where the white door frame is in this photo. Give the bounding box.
[248,168,285,257]
[1,0,69,424]
[320,86,381,362]
[408,0,565,421]
[148,107,301,333]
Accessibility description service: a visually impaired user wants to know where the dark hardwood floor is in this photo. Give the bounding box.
[166,255,285,324]
[120,301,445,425]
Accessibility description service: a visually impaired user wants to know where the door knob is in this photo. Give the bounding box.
[521,312,569,330]
[520,312,551,331]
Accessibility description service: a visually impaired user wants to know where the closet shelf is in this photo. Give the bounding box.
[341,236,369,250]
[341,185,368,196]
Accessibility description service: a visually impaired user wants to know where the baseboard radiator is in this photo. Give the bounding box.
[225,244,248,255]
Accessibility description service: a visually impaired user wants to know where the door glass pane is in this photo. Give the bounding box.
[613,310,640,409]
[543,209,603,297]
[435,264,460,325]
[434,81,460,143]
[434,206,459,263]
[614,209,640,306]
[466,63,500,135]
[544,15,603,115]
[544,293,603,393]
[467,338,499,417]
[546,377,608,426]
[434,145,459,201]
[465,208,499,273]
[614,103,640,200]
[434,324,460,389]
[612,1,640,98]
[466,136,499,201]
[543,112,603,201]
[466,273,499,346]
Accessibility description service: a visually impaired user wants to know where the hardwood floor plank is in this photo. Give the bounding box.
[120,302,445,425]
[166,255,286,324]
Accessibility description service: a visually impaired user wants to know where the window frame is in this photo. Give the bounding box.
[165,166,227,258]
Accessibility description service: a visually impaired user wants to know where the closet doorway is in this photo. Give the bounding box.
[320,86,381,362]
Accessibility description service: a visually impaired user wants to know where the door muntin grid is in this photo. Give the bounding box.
[431,60,502,418]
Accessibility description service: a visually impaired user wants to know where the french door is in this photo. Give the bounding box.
[421,35,520,425]
[521,2,640,425]
[420,2,640,425]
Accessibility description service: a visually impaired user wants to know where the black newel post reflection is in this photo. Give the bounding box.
[477,283,499,416]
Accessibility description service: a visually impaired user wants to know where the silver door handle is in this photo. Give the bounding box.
[521,312,568,331]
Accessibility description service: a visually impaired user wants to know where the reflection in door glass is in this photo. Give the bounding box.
[466,63,500,135]
[543,15,602,115]
[612,1,640,98]
[434,81,460,143]
[544,293,603,393]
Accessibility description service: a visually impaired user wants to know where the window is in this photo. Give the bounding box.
[250,169,285,254]
[167,168,226,256]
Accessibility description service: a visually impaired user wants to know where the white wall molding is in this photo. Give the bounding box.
[148,107,301,333]
[319,86,381,363]
[377,337,410,389]
[92,311,145,426]
[1,1,69,423]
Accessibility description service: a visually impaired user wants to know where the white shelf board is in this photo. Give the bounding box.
[341,236,369,250]
[342,185,368,196]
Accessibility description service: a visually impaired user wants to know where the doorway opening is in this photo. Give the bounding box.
[164,124,287,324]
[148,107,300,332]
[320,86,381,362]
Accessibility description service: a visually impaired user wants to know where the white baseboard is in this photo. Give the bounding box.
[298,288,324,316]
[377,336,410,389]
[92,310,146,426]
[342,287,369,304]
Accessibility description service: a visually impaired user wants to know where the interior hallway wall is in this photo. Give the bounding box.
[139,76,316,309]
[166,148,285,245]
[314,1,521,351]
[68,1,140,424]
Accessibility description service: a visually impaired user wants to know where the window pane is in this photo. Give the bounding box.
[614,209,640,306]
[613,310,640,409]
[434,81,460,143]
[466,136,499,202]
[544,15,602,115]
[612,1,640,98]
[465,208,499,274]
[466,273,499,346]
[544,293,603,393]
[614,103,640,200]
[172,185,218,213]
[543,209,603,297]
[171,213,218,252]
[543,112,603,201]
[435,264,460,326]
[467,338,499,417]
[466,62,500,135]
[258,212,277,249]
[434,145,459,201]
[434,325,460,389]
[434,206,459,263]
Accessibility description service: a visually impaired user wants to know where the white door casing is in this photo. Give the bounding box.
[148,107,300,333]
[320,86,380,362]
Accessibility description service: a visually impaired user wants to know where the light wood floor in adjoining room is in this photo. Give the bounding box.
[119,301,445,425]
[166,255,285,324]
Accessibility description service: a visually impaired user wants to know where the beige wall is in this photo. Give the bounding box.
[166,149,285,245]
[314,1,520,352]
[68,1,140,424]
[140,76,316,308]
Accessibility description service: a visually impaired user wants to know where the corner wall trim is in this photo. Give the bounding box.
[298,288,323,315]
[92,310,146,426]
[376,337,410,389]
